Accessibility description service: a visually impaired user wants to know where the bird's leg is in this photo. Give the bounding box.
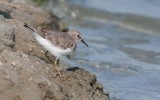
[45,51,60,65]
[54,57,61,75]
[57,58,60,66]
[45,51,64,79]
[45,51,60,73]
[54,57,65,79]
[45,51,53,63]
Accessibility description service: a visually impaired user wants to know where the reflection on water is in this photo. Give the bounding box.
[43,0,160,100]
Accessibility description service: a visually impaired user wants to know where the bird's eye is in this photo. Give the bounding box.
[77,35,81,38]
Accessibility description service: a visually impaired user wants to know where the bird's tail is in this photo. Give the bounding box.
[23,23,36,33]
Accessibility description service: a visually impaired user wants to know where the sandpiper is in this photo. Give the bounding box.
[23,24,88,77]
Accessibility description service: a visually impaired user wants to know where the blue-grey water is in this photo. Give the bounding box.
[44,0,160,100]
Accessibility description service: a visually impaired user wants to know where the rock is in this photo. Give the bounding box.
[0,1,109,100]
[0,0,68,31]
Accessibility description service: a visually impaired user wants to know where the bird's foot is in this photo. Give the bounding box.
[54,69,65,80]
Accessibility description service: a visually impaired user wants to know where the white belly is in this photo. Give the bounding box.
[33,32,74,58]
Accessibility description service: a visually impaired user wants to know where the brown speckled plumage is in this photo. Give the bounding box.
[40,30,76,50]
[24,23,88,56]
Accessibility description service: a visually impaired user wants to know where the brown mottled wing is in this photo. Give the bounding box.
[42,31,75,49]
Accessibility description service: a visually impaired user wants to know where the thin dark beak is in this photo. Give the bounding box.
[81,39,89,47]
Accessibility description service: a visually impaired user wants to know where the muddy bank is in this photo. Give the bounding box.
[0,0,109,100]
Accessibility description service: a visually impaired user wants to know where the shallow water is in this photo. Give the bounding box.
[44,0,160,100]
[69,24,160,100]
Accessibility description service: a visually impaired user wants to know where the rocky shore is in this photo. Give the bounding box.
[0,0,109,100]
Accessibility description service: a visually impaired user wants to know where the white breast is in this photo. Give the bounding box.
[33,32,74,58]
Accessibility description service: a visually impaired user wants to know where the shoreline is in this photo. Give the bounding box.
[0,0,109,99]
